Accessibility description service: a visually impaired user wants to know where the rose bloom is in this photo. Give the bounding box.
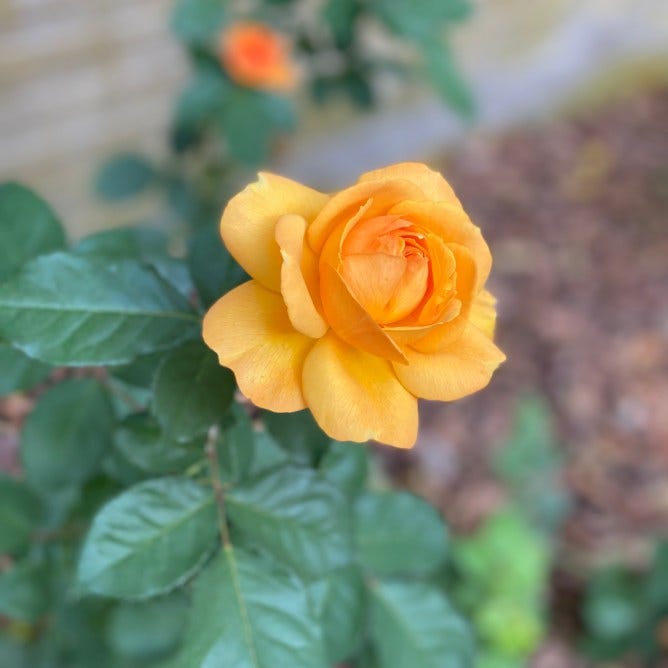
[218,22,297,92]
[203,163,505,448]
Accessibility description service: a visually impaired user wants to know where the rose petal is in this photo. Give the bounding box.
[221,172,329,292]
[320,263,408,364]
[302,332,418,448]
[389,200,492,291]
[469,290,498,339]
[307,179,424,253]
[203,280,314,411]
[275,214,328,338]
[393,324,506,401]
[358,162,461,206]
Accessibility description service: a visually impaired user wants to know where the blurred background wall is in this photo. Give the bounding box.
[1,0,667,236]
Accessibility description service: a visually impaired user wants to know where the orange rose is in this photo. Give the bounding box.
[203,163,505,448]
[218,22,297,92]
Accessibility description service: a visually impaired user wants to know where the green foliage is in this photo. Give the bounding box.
[114,413,201,475]
[0,341,50,396]
[188,223,248,308]
[369,579,473,668]
[581,542,668,663]
[227,466,352,579]
[451,508,550,663]
[152,341,235,441]
[105,592,189,661]
[171,0,227,46]
[0,475,43,556]
[262,408,330,465]
[0,182,66,282]
[94,154,158,202]
[494,395,571,533]
[167,547,327,667]
[371,0,471,40]
[21,379,116,491]
[0,252,199,366]
[76,477,218,600]
[421,39,475,118]
[355,490,449,577]
[0,560,49,623]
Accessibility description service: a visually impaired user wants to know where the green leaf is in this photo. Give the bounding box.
[320,441,368,500]
[0,341,50,395]
[94,154,157,202]
[0,474,43,555]
[0,182,66,283]
[168,547,327,667]
[115,413,202,475]
[420,40,474,118]
[324,0,359,49]
[369,580,473,668]
[355,491,448,577]
[371,0,471,40]
[171,0,227,46]
[188,224,248,308]
[0,252,199,366]
[73,226,169,259]
[217,404,255,484]
[220,89,295,165]
[262,409,330,465]
[152,341,235,442]
[76,477,218,599]
[227,466,352,579]
[309,565,365,664]
[106,591,189,661]
[110,351,166,389]
[175,70,229,128]
[21,378,115,490]
[0,561,49,623]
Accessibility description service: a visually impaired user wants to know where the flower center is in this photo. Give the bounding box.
[339,215,430,325]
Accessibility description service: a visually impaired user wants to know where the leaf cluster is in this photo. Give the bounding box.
[0,183,474,666]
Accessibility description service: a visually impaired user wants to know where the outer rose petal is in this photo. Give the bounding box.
[393,324,506,402]
[275,214,328,338]
[358,162,461,207]
[221,173,329,292]
[302,332,418,448]
[202,280,314,411]
[469,290,498,339]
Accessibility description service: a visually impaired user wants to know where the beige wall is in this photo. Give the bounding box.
[0,0,187,235]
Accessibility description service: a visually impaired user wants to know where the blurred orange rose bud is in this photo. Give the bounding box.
[203,163,505,448]
[218,21,297,92]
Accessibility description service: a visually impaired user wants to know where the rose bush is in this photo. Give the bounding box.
[218,21,297,92]
[203,162,505,447]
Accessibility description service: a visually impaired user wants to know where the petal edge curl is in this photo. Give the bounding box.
[221,172,329,292]
[202,280,314,411]
[393,324,506,402]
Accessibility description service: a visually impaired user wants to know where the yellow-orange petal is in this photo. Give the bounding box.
[302,332,418,448]
[393,324,506,402]
[389,200,492,291]
[221,172,329,292]
[469,289,498,339]
[275,214,328,338]
[358,162,461,207]
[320,263,408,364]
[202,280,314,411]
[307,179,425,253]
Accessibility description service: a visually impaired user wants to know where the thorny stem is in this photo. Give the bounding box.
[205,424,231,548]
